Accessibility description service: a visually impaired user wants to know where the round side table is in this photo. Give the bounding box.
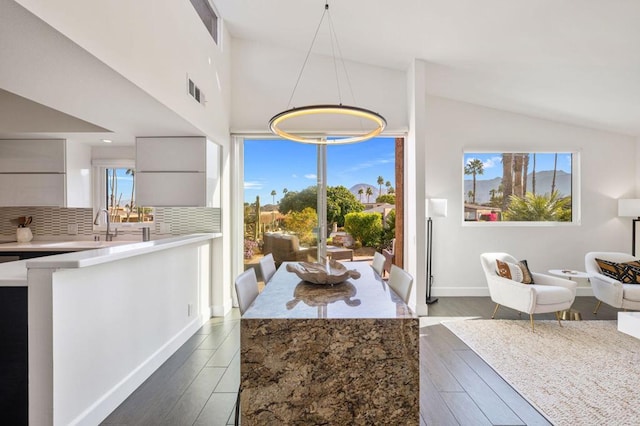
[548,269,590,281]
[548,270,591,320]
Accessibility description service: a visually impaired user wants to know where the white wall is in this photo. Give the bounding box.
[14,0,231,143]
[230,38,408,133]
[424,95,638,298]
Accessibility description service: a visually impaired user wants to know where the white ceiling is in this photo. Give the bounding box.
[215,0,640,136]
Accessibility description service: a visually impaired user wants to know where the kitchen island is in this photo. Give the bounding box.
[0,233,221,425]
[241,261,419,424]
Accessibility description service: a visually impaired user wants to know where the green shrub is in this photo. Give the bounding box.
[283,207,317,245]
[344,212,382,247]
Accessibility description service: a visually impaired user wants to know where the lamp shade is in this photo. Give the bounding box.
[427,198,448,218]
[618,199,640,217]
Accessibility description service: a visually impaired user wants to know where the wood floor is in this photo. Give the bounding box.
[103,296,620,425]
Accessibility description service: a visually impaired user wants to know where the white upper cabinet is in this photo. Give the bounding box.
[0,139,65,173]
[135,137,221,207]
[0,139,72,207]
[136,137,206,172]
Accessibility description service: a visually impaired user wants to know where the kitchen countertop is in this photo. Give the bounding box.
[0,259,29,285]
[0,233,221,283]
[0,240,130,252]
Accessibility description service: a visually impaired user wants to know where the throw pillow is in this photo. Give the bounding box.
[595,258,623,280]
[617,261,640,284]
[519,259,535,284]
[496,259,524,283]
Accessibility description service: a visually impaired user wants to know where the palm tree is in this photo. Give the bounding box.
[464,159,484,204]
[358,188,364,202]
[513,154,523,197]
[502,153,513,211]
[377,176,384,197]
[270,190,277,229]
[385,181,392,194]
[522,154,529,194]
[282,188,288,197]
[388,186,395,195]
[503,190,570,222]
[365,187,373,203]
[551,153,558,194]
[532,153,537,195]
[125,168,135,222]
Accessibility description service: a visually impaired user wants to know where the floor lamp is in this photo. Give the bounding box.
[426,198,447,305]
[618,199,640,256]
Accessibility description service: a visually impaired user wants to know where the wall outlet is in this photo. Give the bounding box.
[159,222,171,234]
[67,224,78,235]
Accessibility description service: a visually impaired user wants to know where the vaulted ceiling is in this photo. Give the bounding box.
[216,0,640,136]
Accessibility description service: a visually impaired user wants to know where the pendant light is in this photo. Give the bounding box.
[268,2,386,144]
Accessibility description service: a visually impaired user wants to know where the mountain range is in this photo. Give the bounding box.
[464,170,571,204]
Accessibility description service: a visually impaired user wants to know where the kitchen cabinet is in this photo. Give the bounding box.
[0,174,65,206]
[0,139,91,207]
[0,139,67,207]
[0,139,65,172]
[136,137,220,207]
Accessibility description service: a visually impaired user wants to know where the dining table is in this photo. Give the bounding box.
[240,260,419,425]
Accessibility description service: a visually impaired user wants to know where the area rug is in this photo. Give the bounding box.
[443,320,640,426]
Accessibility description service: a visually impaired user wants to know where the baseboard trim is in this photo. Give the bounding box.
[72,317,204,426]
[431,286,594,298]
[211,298,233,317]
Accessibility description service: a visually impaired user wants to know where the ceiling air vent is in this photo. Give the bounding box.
[187,76,206,105]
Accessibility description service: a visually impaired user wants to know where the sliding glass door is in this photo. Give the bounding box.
[242,137,397,283]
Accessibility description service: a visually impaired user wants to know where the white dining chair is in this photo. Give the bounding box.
[235,268,260,315]
[372,251,386,277]
[388,264,413,304]
[259,253,277,284]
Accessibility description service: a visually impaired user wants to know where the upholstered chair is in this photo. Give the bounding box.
[235,268,260,315]
[372,251,386,277]
[585,252,640,314]
[259,253,277,284]
[388,264,413,304]
[480,253,577,331]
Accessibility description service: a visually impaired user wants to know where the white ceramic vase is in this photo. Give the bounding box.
[17,227,33,243]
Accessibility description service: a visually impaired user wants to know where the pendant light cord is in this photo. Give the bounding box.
[286,3,329,109]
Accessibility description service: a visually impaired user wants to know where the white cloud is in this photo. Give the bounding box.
[345,156,394,173]
[304,174,317,179]
[244,181,263,190]
[466,156,501,170]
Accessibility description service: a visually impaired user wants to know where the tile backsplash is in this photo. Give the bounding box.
[0,207,221,239]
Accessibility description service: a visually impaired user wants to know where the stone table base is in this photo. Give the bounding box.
[240,318,419,425]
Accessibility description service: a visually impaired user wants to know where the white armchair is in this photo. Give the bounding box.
[585,252,640,313]
[481,253,577,331]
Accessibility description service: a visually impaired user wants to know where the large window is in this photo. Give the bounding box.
[463,152,577,224]
[242,138,397,277]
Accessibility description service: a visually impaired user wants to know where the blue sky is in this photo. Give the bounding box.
[463,152,572,180]
[244,137,396,204]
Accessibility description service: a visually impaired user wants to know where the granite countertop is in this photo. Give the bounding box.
[243,261,415,320]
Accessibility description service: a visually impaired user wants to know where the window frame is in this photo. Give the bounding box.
[461,150,581,227]
[92,159,153,230]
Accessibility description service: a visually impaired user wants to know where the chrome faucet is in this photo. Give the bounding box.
[94,209,117,241]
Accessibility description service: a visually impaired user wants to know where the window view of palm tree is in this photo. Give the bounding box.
[243,138,396,281]
[463,152,572,222]
[105,168,153,223]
